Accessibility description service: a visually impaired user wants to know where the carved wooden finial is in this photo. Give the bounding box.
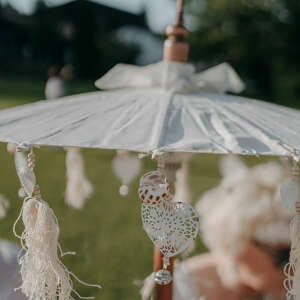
[163,0,189,62]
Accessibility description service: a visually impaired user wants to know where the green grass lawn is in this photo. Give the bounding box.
[0,77,278,299]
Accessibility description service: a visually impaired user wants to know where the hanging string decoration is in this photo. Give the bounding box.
[281,159,300,300]
[14,144,101,300]
[65,147,94,210]
[112,150,141,196]
[7,142,28,198]
[138,166,199,285]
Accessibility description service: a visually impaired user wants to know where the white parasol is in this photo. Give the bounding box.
[0,0,300,299]
[0,60,299,157]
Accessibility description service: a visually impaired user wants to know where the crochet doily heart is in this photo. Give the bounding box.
[142,200,200,257]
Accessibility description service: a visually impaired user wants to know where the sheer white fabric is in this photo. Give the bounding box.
[95,61,244,93]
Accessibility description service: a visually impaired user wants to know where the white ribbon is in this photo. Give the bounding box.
[95,61,245,94]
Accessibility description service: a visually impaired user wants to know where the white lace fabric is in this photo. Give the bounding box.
[142,200,199,257]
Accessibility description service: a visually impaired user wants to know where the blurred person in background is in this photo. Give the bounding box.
[45,65,65,99]
[176,157,290,300]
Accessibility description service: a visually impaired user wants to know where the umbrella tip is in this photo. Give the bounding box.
[163,0,189,62]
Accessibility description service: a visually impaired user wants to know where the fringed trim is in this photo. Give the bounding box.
[14,144,101,300]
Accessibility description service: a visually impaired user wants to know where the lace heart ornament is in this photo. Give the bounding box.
[141,200,200,257]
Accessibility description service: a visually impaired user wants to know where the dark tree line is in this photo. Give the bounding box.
[0,0,144,79]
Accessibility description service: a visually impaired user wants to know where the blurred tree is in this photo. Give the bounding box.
[0,2,30,75]
[0,0,145,79]
[188,0,300,105]
[29,0,66,68]
[28,0,143,78]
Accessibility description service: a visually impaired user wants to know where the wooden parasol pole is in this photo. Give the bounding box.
[153,2,189,300]
[163,0,189,62]
[153,163,176,300]
[154,2,189,299]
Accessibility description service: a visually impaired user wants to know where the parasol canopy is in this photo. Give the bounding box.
[0,61,300,158]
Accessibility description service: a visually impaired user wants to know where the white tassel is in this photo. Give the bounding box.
[119,185,129,196]
[112,150,141,196]
[0,194,9,219]
[138,264,200,300]
[14,145,101,299]
[17,197,72,299]
[7,142,17,153]
[65,147,93,210]
[14,197,101,300]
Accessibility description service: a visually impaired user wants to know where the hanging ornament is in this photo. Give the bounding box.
[7,142,30,199]
[138,163,199,285]
[282,159,300,299]
[7,142,17,153]
[112,150,141,196]
[14,145,101,299]
[65,147,93,210]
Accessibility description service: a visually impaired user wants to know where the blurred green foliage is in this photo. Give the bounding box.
[188,0,300,105]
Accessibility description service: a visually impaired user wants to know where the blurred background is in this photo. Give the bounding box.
[0,0,299,299]
[1,0,300,104]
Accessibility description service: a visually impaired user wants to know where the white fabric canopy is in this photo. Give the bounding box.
[0,62,299,157]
